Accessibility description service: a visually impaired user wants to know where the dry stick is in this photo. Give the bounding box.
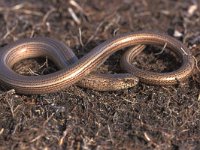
[30,113,55,143]
[2,23,18,40]
[59,126,72,146]
[1,10,18,40]
[69,0,87,16]
[155,42,167,55]
[79,27,84,47]
[17,9,43,16]
[11,2,43,16]
[30,7,56,37]
[107,125,114,143]
[28,68,39,76]
[68,7,81,25]
[0,3,43,16]
[38,57,48,70]
[85,13,118,46]
[42,8,56,25]
[192,55,200,88]
[85,21,105,46]
[0,128,4,135]
[193,56,200,73]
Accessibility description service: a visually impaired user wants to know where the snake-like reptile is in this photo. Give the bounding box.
[0,32,194,94]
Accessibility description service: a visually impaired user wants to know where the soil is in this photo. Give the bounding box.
[0,0,200,149]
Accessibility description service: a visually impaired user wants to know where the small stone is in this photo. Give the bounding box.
[188,4,198,16]
[173,30,183,38]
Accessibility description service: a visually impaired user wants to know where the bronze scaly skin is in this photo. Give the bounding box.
[0,32,194,94]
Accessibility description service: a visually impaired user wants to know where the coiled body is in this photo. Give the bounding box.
[0,32,194,94]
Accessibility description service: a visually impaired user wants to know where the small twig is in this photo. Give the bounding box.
[113,28,120,36]
[11,3,27,10]
[17,9,43,16]
[2,22,18,40]
[107,125,114,143]
[85,21,105,45]
[68,7,81,25]
[79,27,84,47]
[181,47,188,55]
[30,134,44,143]
[30,30,35,38]
[155,42,167,55]
[39,56,49,69]
[85,13,117,45]
[59,127,71,146]
[42,8,56,25]
[28,68,39,76]
[121,97,136,104]
[0,3,43,16]
[0,128,4,135]
[69,0,87,15]
[193,56,200,73]
[4,90,16,118]
[43,113,55,127]
[144,132,151,142]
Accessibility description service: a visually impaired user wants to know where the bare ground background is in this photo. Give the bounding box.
[0,0,200,149]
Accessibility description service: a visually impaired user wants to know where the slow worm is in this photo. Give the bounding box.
[0,32,194,94]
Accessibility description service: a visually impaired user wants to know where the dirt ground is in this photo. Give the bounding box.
[0,0,200,149]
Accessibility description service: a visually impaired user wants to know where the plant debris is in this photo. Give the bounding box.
[0,0,200,149]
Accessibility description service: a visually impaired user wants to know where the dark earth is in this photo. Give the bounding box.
[0,0,200,149]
